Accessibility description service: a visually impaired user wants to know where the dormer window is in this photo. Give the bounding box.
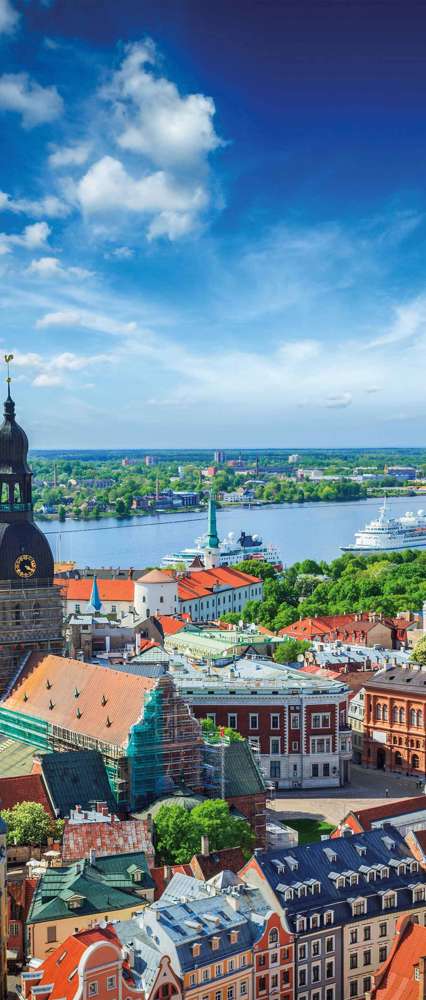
[350,874,359,886]
[230,930,239,944]
[324,911,334,926]
[382,891,397,910]
[412,886,425,903]
[351,899,367,917]
[411,861,419,874]
[310,914,320,929]
[211,936,220,951]
[296,916,306,932]
[67,894,85,910]
[284,888,294,901]
[192,943,201,958]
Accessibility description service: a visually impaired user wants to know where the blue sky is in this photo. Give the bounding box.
[2,0,426,447]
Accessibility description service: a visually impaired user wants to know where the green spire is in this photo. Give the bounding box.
[206,491,220,549]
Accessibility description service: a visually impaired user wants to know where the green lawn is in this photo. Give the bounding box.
[286,818,334,844]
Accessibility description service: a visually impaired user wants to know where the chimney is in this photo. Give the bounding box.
[163,864,172,884]
[146,812,153,834]
[201,835,210,857]
[89,848,96,865]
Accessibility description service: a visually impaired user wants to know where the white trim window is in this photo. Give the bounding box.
[249,713,259,730]
[311,736,332,754]
[270,737,280,755]
[106,977,116,991]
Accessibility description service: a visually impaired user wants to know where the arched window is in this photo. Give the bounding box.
[410,709,416,727]
[382,705,388,722]
[376,704,382,721]
[412,754,420,771]
[392,706,398,723]
[399,708,405,724]
[269,928,279,945]
[392,736,397,745]
[13,483,21,502]
[395,751,403,767]
[417,710,422,728]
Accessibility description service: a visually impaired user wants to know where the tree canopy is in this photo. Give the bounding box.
[412,637,426,666]
[0,801,64,846]
[154,799,255,865]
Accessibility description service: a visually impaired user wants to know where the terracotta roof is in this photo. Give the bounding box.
[62,817,154,863]
[191,846,246,879]
[56,578,134,601]
[411,829,426,856]
[156,615,187,636]
[0,773,54,816]
[27,925,122,1000]
[137,569,176,584]
[280,613,397,641]
[347,794,426,832]
[373,917,426,1000]
[3,653,157,747]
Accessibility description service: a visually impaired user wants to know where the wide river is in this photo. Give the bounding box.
[39,495,425,569]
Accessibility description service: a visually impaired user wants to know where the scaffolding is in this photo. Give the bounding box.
[0,578,63,694]
[127,674,204,810]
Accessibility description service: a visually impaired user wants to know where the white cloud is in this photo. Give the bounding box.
[0,221,50,255]
[108,246,134,259]
[36,307,137,336]
[367,296,426,350]
[77,155,206,240]
[48,143,91,169]
[0,73,63,127]
[0,190,70,218]
[14,349,113,388]
[33,372,63,387]
[0,0,18,34]
[104,40,222,170]
[28,257,93,279]
[323,393,353,409]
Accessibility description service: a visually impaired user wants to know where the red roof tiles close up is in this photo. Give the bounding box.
[0,773,54,816]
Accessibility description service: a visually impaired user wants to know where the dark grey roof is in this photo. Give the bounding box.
[224,740,266,796]
[41,750,117,817]
[365,666,426,694]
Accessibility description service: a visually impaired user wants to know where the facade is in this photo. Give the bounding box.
[348,688,365,764]
[241,825,426,1000]
[362,666,426,776]
[0,815,6,1000]
[0,383,63,694]
[57,566,263,624]
[173,657,351,789]
[0,653,204,810]
[365,913,426,999]
[332,795,426,839]
[280,614,410,650]
[20,924,183,1000]
[26,851,155,959]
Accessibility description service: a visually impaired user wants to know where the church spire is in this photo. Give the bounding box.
[206,491,220,549]
[87,575,102,614]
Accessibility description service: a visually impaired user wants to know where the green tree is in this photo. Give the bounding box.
[273,639,311,664]
[0,802,63,846]
[236,560,276,581]
[154,800,254,865]
[58,505,66,522]
[413,637,426,666]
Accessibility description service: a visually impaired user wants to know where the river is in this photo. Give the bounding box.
[38,495,426,569]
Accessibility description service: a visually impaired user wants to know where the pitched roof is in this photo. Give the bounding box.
[365,666,426,695]
[27,852,154,924]
[222,739,266,797]
[3,653,157,747]
[0,773,54,816]
[344,795,426,832]
[137,569,175,584]
[191,846,246,879]
[156,615,187,636]
[62,817,153,864]
[26,925,122,1000]
[56,578,134,601]
[41,750,117,817]
[280,613,396,641]
[0,736,38,777]
[373,917,426,1000]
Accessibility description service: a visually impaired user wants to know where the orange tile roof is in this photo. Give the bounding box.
[137,569,175,584]
[55,578,134,601]
[347,794,426,832]
[0,774,54,816]
[62,817,153,863]
[3,653,157,747]
[28,926,123,1000]
[373,918,426,1000]
[156,615,187,636]
[177,566,260,602]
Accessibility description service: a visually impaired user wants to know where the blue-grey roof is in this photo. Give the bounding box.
[115,919,163,994]
[248,825,426,932]
[143,892,254,972]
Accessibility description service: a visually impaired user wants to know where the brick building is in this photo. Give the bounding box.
[362,666,426,776]
[280,613,412,650]
[173,657,352,789]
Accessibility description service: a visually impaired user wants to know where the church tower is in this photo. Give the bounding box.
[203,492,221,568]
[0,357,63,694]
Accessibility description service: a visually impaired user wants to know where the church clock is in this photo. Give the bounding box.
[14,554,37,578]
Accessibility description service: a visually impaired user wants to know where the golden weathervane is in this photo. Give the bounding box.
[4,353,13,387]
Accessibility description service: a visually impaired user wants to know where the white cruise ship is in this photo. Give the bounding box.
[342,501,426,552]
[162,494,281,568]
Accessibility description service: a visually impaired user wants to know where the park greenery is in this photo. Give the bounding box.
[0,801,64,846]
[154,799,255,865]
[221,552,426,631]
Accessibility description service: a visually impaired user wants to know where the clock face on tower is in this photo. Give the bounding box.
[14,553,37,578]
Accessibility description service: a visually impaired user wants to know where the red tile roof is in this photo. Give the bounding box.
[26,926,124,1000]
[3,653,157,748]
[343,794,426,832]
[280,613,398,643]
[372,917,426,1000]
[56,566,260,607]
[55,578,134,602]
[0,774,54,816]
[62,816,154,864]
[156,615,187,636]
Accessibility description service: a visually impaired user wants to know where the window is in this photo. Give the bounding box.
[363,950,371,967]
[88,985,98,997]
[312,940,320,957]
[211,937,220,951]
[207,713,216,724]
[269,928,279,945]
[240,955,246,967]
[228,714,237,729]
[312,712,330,728]
[323,762,330,777]
[258,955,266,967]
[410,708,416,727]
[107,978,116,991]
[392,705,398,722]
[216,993,222,1000]
[382,705,388,721]
[291,713,300,729]
[363,978,371,994]
[270,952,278,965]
[271,974,278,989]
[111,605,117,614]
[291,741,298,751]
[312,763,319,777]
[350,954,358,970]
[379,922,387,938]
[363,926,371,941]
[47,926,57,943]
[192,943,201,958]
[240,984,247,997]
[326,960,334,979]
[324,911,334,926]
[383,893,396,910]
[326,990,335,1000]
[228,959,234,972]
[298,969,307,987]
[227,989,234,1000]
[379,946,387,963]
[8,922,19,937]
[250,714,258,730]
[258,978,266,993]
[326,936,335,953]
[271,713,280,729]
[215,965,222,976]
[270,737,280,755]
[350,929,358,944]
[352,900,366,917]
[311,736,332,753]
[298,944,307,960]
[399,707,405,723]
[202,970,209,982]
[349,983,358,998]
[312,964,320,983]
[189,974,196,987]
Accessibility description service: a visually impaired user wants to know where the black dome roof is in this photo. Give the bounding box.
[0,521,54,582]
[0,392,31,475]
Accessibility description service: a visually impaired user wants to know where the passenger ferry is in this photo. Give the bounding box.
[342,501,426,552]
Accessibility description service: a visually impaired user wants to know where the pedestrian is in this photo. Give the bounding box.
[385,787,389,798]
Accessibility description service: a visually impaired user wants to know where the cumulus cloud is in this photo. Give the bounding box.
[77,155,207,239]
[28,256,93,279]
[0,73,63,127]
[0,221,50,255]
[48,143,91,168]
[0,189,70,218]
[36,307,137,336]
[0,0,19,34]
[104,40,222,170]
[14,349,113,388]
[322,393,353,409]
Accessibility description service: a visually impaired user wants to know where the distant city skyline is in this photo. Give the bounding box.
[1,0,426,446]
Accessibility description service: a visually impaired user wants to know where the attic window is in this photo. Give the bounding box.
[48,699,54,710]
[211,936,220,950]
[76,708,82,719]
[74,688,80,698]
[192,943,201,958]
[230,930,239,944]
[106,717,112,728]
[23,692,28,702]
[46,679,52,690]
[101,695,107,706]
